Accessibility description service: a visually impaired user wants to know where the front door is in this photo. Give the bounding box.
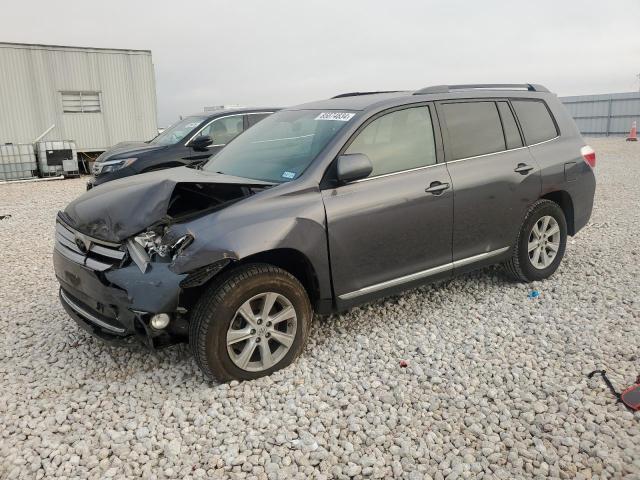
[185,114,247,162]
[322,105,454,304]
[437,100,542,265]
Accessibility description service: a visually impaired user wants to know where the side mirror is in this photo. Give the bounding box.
[336,153,373,184]
[190,135,213,151]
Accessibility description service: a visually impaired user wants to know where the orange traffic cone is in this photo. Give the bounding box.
[627,121,638,141]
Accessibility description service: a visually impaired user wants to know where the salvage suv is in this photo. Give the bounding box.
[54,84,596,381]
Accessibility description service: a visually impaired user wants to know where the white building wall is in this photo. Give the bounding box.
[0,42,158,151]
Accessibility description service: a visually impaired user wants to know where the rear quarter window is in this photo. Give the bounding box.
[441,102,506,160]
[511,99,558,145]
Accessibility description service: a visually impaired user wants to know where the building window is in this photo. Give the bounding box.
[61,91,101,113]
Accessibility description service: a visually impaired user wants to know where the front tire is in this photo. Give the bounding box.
[189,264,312,382]
[504,199,567,282]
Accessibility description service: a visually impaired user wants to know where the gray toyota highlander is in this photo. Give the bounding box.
[54,84,596,381]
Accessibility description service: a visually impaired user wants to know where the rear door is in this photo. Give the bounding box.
[437,100,541,268]
[322,104,454,304]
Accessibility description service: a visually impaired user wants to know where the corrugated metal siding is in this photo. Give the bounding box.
[560,92,640,136]
[0,42,158,151]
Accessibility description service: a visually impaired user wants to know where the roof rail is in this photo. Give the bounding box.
[413,84,549,95]
[331,91,400,99]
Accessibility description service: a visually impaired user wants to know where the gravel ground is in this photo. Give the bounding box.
[1,137,639,480]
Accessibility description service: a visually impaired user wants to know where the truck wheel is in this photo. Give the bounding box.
[189,263,312,382]
[504,199,567,282]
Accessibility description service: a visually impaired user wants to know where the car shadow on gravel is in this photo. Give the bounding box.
[57,264,517,384]
[309,264,516,346]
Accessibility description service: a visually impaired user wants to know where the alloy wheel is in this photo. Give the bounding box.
[226,292,297,372]
[527,215,560,270]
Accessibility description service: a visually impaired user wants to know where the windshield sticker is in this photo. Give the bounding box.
[184,122,200,128]
[281,171,296,180]
[315,112,355,122]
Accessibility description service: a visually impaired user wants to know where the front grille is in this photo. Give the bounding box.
[55,219,126,271]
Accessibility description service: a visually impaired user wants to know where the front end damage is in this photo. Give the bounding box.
[53,168,272,349]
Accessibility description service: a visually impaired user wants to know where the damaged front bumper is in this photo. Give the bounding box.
[53,219,190,349]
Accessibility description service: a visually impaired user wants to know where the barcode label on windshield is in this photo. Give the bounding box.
[315,112,355,122]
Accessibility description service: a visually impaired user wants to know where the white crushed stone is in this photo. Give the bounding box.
[0,137,639,479]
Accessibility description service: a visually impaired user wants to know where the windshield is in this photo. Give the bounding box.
[150,116,207,146]
[203,110,356,182]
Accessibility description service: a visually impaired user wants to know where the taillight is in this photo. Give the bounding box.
[581,145,596,168]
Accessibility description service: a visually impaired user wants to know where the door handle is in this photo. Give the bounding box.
[514,163,534,175]
[425,181,450,195]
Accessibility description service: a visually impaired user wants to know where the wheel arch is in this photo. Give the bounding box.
[232,248,321,308]
[179,248,323,319]
[541,190,575,235]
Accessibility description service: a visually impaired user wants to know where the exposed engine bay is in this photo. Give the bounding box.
[61,167,273,244]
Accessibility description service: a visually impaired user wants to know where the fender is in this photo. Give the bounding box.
[169,185,333,302]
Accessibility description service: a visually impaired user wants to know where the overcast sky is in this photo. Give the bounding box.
[5,0,640,126]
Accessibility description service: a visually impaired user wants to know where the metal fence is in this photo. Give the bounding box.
[560,92,640,137]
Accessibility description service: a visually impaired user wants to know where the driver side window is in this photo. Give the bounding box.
[345,106,436,178]
[199,115,245,145]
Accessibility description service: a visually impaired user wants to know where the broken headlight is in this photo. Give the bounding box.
[128,229,194,273]
[133,230,193,260]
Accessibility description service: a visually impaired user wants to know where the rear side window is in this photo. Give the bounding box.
[200,115,245,145]
[497,102,523,149]
[345,106,436,177]
[247,113,271,127]
[441,102,505,160]
[511,100,558,145]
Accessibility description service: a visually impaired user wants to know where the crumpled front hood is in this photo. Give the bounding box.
[95,142,165,162]
[62,167,273,243]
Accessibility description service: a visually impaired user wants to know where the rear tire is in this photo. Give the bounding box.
[504,199,567,282]
[189,263,312,382]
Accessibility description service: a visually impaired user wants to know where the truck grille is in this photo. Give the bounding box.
[55,220,126,271]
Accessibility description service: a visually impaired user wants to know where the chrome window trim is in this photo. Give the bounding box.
[339,134,560,184]
[185,113,246,147]
[445,135,560,165]
[60,289,126,334]
[526,135,560,148]
[184,112,274,148]
[338,246,509,300]
[350,162,442,183]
